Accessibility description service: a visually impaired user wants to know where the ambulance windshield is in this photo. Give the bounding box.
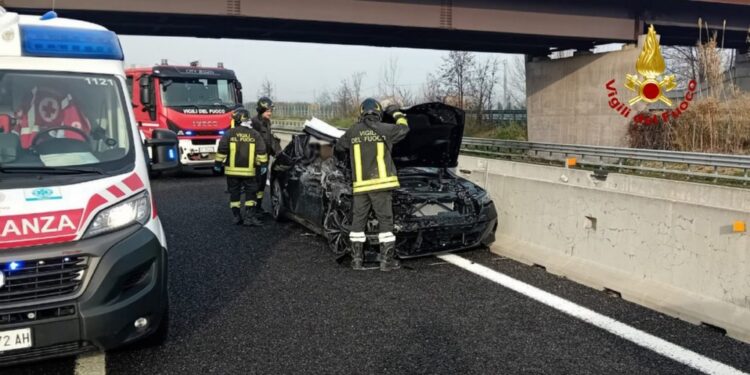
[0,71,134,175]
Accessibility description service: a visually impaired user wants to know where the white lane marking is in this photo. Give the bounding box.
[438,254,748,375]
[74,352,106,375]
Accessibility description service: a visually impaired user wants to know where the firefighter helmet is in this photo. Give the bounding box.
[256,97,274,114]
[232,108,250,125]
[360,98,382,119]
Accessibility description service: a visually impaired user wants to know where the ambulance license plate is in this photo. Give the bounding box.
[198,146,215,153]
[0,328,32,352]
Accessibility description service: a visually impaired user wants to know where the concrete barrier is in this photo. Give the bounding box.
[274,129,750,343]
[457,155,750,344]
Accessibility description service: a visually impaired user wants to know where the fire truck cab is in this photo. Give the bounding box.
[126,63,243,172]
[0,9,177,365]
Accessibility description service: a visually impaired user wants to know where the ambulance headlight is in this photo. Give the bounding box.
[84,191,151,238]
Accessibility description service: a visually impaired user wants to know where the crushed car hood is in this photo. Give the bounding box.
[303,102,465,168]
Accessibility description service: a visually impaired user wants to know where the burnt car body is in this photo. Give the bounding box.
[270,102,497,259]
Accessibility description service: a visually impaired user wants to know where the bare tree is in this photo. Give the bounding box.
[439,51,475,109]
[421,73,444,103]
[334,79,353,117]
[379,57,400,99]
[507,55,526,109]
[258,77,275,99]
[333,72,366,117]
[663,46,699,89]
[350,72,365,108]
[469,57,500,125]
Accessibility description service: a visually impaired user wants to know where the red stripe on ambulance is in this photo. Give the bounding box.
[107,185,125,198]
[122,173,144,192]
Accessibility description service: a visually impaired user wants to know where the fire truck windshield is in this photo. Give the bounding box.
[0,70,134,176]
[160,77,237,108]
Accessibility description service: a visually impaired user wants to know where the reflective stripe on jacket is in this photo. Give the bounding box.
[215,126,268,177]
[336,114,409,194]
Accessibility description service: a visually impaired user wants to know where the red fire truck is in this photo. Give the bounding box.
[126,62,243,172]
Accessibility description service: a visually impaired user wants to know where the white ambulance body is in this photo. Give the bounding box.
[0,9,177,365]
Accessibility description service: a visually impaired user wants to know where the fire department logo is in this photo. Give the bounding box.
[604,24,696,126]
[625,25,677,106]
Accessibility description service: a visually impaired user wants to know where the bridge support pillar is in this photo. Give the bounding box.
[526,45,641,146]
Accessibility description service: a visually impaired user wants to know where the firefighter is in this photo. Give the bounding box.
[214,108,268,226]
[224,107,252,192]
[335,98,409,271]
[251,97,281,216]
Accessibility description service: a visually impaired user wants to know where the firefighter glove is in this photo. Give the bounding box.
[213,161,223,174]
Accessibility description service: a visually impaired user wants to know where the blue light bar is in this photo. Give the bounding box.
[20,25,124,60]
[8,261,23,271]
[167,148,176,161]
[184,131,194,136]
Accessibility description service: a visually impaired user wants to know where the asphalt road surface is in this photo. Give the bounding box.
[6,174,750,374]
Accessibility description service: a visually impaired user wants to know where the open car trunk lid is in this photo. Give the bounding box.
[302,102,465,168]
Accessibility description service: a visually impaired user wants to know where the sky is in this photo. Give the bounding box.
[119,35,519,103]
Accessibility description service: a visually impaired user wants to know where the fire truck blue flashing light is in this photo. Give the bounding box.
[218,130,226,135]
[20,25,124,60]
[167,148,176,161]
[184,131,194,136]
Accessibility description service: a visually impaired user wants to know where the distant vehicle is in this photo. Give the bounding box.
[126,61,243,173]
[270,103,498,260]
[0,9,178,366]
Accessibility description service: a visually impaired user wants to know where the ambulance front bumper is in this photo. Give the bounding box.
[0,226,168,366]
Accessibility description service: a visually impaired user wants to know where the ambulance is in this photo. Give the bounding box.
[0,8,177,365]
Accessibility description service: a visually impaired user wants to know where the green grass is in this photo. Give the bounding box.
[463,122,527,140]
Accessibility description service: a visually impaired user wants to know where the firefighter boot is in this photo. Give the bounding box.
[243,206,262,227]
[379,234,400,272]
[231,208,243,225]
[350,241,365,270]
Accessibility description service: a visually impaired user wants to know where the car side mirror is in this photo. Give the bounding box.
[145,129,179,171]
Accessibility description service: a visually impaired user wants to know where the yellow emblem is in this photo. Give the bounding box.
[625,25,677,106]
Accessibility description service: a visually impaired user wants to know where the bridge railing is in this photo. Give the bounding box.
[272,121,750,185]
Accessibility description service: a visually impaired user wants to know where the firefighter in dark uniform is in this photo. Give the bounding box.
[336,98,409,271]
[250,97,281,214]
[214,108,268,226]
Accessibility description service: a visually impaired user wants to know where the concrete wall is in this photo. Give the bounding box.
[457,155,750,343]
[526,46,642,147]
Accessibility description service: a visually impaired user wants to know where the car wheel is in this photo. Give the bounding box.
[271,179,285,221]
[323,203,351,257]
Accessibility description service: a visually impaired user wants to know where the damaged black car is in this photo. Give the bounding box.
[270,102,498,260]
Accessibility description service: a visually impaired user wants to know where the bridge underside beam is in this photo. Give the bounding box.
[3,8,627,55]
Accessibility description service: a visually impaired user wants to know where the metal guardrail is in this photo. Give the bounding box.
[272,121,750,184]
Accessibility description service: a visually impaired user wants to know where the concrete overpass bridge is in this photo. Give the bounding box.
[4,0,750,54]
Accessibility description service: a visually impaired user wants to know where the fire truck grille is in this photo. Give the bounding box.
[0,256,88,304]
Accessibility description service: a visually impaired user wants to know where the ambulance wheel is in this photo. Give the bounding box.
[270,179,286,221]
